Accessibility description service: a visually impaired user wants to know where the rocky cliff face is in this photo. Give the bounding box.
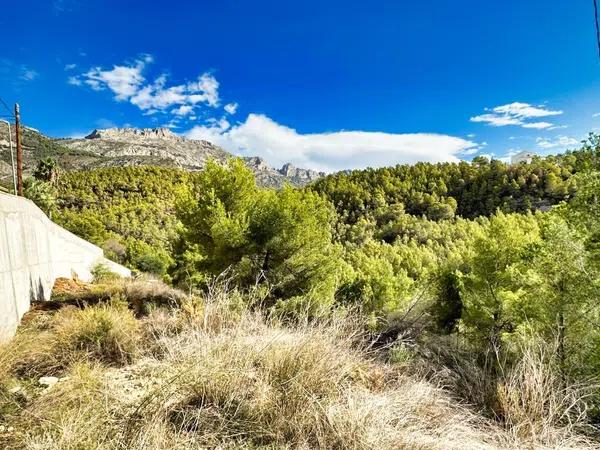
[280,163,324,182]
[61,128,323,187]
[63,128,231,170]
[0,126,323,188]
[242,157,324,187]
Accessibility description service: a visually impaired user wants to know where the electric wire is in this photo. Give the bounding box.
[594,0,600,59]
[0,96,12,117]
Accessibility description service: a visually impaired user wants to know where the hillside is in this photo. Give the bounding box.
[0,276,594,449]
[5,131,600,448]
[0,126,324,188]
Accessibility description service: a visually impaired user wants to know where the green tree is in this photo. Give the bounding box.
[175,159,341,310]
[513,217,600,378]
[458,212,540,349]
[33,157,59,184]
[23,177,57,217]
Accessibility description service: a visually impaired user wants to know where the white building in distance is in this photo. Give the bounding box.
[511,151,537,164]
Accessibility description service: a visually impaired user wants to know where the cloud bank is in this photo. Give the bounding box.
[185,114,479,172]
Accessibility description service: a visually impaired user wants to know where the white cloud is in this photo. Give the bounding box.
[224,102,238,115]
[70,55,221,116]
[521,121,553,129]
[172,105,194,116]
[185,114,479,172]
[492,102,562,119]
[19,67,38,81]
[67,76,82,86]
[471,102,563,129]
[64,63,77,71]
[593,112,600,118]
[80,55,151,100]
[471,114,522,127]
[95,118,117,129]
[536,135,579,149]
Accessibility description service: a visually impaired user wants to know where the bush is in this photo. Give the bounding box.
[0,300,142,378]
[134,252,169,276]
[91,263,121,283]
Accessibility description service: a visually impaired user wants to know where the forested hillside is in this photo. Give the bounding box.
[311,134,600,224]
[6,133,600,446]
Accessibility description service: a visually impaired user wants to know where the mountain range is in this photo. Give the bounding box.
[0,126,324,188]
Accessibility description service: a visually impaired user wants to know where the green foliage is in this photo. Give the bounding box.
[33,157,59,183]
[23,177,57,216]
[512,216,600,376]
[309,138,600,238]
[91,263,121,283]
[54,166,188,273]
[338,240,415,315]
[458,212,540,347]
[175,159,341,310]
[44,136,600,397]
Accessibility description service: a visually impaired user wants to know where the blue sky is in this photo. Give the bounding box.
[1,0,600,171]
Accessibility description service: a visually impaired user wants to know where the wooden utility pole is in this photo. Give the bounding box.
[14,103,23,196]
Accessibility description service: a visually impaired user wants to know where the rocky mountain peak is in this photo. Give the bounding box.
[278,162,325,181]
[243,156,274,172]
[86,127,181,141]
[0,125,325,189]
[279,162,298,177]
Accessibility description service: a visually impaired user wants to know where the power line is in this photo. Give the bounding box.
[0,96,12,117]
[594,0,600,59]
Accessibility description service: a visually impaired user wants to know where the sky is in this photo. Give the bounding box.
[1,0,600,172]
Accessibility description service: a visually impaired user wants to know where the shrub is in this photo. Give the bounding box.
[102,238,126,263]
[0,300,142,378]
[91,263,121,283]
[134,252,169,276]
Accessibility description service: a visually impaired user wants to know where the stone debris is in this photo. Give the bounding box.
[38,376,59,387]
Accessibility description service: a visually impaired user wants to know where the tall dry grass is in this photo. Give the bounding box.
[0,280,598,449]
[496,340,597,447]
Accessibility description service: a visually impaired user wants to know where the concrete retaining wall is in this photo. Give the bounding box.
[0,192,130,341]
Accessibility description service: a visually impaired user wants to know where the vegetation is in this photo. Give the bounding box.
[0,278,596,449]
[54,166,190,278]
[5,132,600,446]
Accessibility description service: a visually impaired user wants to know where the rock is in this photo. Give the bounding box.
[85,127,181,141]
[38,376,59,387]
[61,127,324,188]
[278,163,324,182]
[243,156,273,172]
[0,124,325,189]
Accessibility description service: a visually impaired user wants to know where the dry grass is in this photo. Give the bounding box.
[124,317,501,450]
[0,284,598,449]
[50,275,187,314]
[0,299,141,379]
[496,341,597,447]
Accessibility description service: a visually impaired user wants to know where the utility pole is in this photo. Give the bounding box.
[14,103,22,196]
[0,120,16,194]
